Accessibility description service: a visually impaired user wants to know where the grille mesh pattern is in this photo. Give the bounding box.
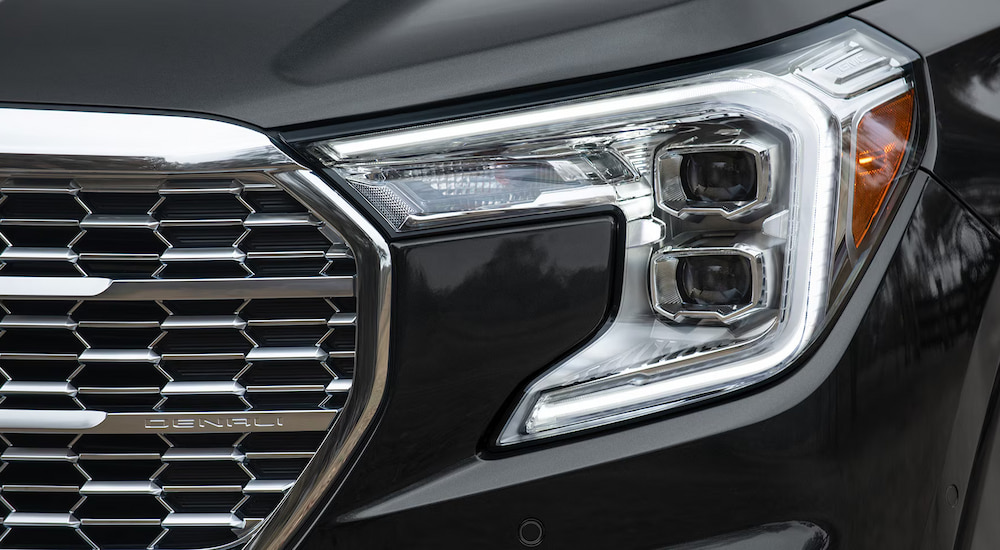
[0,176,356,279]
[0,176,356,549]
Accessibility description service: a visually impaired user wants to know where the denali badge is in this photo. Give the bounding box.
[145,415,285,430]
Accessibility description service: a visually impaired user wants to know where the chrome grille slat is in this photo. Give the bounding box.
[0,247,78,261]
[242,480,294,493]
[245,347,328,361]
[325,380,353,393]
[158,248,246,262]
[0,173,359,550]
[160,381,245,396]
[327,313,357,326]
[0,382,76,396]
[1,448,77,462]
[79,214,159,230]
[80,481,161,496]
[243,213,319,227]
[161,513,244,529]
[161,448,244,462]
[3,512,80,528]
[160,316,246,330]
[0,315,76,329]
[78,349,159,363]
[0,276,354,300]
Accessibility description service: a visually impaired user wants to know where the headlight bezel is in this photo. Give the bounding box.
[292,20,924,448]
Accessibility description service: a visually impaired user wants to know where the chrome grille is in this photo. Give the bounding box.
[0,176,355,279]
[0,176,357,549]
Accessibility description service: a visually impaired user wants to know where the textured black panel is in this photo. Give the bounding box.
[318,216,617,526]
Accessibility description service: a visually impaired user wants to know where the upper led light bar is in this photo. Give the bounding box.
[305,25,919,445]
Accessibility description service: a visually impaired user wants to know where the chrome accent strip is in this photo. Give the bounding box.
[159,247,246,262]
[161,381,245,396]
[244,480,295,493]
[80,349,160,363]
[325,380,352,393]
[1,448,77,462]
[80,480,162,495]
[245,250,326,260]
[244,213,319,227]
[160,315,247,330]
[0,410,335,434]
[326,379,354,393]
[0,108,297,174]
[0,410,106,431]
[325,248,353,260]
[0,381,76,395]
[0,179,79,193]
[0,276,354,300]
[246,347,327,362]
[249,170,391,550]
[80,214,159,229]
[0,276,111,297]
[162,448,245,462]
[327,313,357,326]
[0,315,77,329]
[3,512,80,528]
[0,247,78,261]
[162,513,245,529]
[159,180,243,194]
[100,410,335,434]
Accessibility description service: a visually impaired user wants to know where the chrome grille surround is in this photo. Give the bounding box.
[0,109,391,550]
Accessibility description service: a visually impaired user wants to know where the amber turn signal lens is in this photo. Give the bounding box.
[852,90,915,247]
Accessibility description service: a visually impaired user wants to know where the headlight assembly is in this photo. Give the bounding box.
[304,25,920,445]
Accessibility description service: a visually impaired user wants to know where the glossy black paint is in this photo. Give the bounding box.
[0,0,872,128]
[659,522,829,550]
[294,216,618,547]
[297,177,1000,549]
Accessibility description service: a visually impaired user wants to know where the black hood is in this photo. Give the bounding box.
[0,0,872,128]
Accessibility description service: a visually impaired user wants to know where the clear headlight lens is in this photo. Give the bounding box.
[305,26,919,444]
